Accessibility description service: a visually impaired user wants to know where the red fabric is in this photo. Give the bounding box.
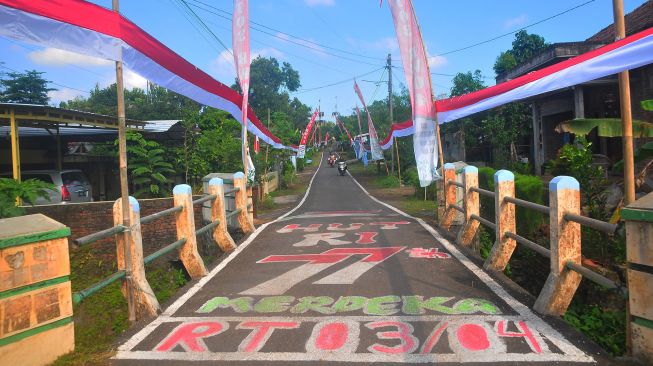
[380,120,412,146]
[0,0,281,144]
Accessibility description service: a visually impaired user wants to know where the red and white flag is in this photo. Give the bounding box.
[387,0,439,186]
[233,0,251,174]
[254,135,260,154]
[354,81,383,161]
[298,110,318,158]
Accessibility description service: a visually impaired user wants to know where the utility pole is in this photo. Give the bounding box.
[113,0,136,324]
[612,0,635,205]
[387,54,395,175]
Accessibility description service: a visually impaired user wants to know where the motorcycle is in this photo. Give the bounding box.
[328,153,337,167]
[337,161,348,176]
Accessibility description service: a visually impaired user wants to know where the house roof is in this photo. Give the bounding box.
[586,1,653,43]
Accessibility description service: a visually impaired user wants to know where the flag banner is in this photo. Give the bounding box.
[0,0,293,151]
[355,106,363,137]
[375,24,653,152]
[336,117,354,143]
[298,110,318,158]
[254,135,260,154]
[233,0,250,173]
[324,132,330,145]
[354,81,384,161]
[388,0,439,187]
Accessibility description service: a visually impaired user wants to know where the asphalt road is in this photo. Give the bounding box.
[114,154,606,365]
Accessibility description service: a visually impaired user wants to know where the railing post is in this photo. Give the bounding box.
[113,196,160,317]
[233,172,255,234]
[622,192,653,363]
[173,184,207,279]
[247,185,255,222]
[534,176,581,316]
[456,165,480,250]
[484,170,516,272]
[440,163,457,230]
[207,178,236,252]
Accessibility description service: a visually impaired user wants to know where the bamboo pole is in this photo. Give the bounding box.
[10,109,21,205]
[112,0,136,324]
[612,0,635,205]
[395,138,402,185]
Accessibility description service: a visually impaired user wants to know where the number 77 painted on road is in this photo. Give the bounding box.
[241,247,406,296]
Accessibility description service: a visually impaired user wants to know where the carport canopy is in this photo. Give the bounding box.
[0,102,146,182]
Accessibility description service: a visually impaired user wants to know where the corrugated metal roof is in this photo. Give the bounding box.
[0,126,117,137]
[143,120,181,132]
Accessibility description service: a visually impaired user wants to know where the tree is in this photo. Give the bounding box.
[0,70,55,104]
[493,30,549,76]
[450,70,486,97]
[122,131,175,198]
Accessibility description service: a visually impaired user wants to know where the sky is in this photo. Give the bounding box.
[0,0,647,123]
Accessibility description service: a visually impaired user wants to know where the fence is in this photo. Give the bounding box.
[71,172,255,319]
[439,163,622,316]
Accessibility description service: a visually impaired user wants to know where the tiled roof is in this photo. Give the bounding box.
[586,1,653,42]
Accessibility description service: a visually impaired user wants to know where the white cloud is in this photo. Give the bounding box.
[209,48,286,82]
[28,48,112,67]
[48,88,85,104]
[504,14,528,29]
[428,55,447,69]
[124,69,148,90]
[305,0,335,6]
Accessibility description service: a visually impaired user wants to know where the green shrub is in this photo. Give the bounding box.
[514,173,546,237]
[564,304,626,356]
[0,178,56,218]
[296,158,305,172]
[478,167,497,220]
[374,175,400,188]
[403,167,437,199]
[257,194,276,210]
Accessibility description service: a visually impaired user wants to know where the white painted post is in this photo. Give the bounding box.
[233,172,255,234]
[207,178,236,252]
[440,163,457,230]
[484,170,516,272]
[534,176,582,316]
[456,166,480,249]
[247,185,255,223]
[173,184,207,279]
[113,196,161,317]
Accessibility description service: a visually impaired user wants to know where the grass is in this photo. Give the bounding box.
[53,245,190,365]
[396,196,438,216]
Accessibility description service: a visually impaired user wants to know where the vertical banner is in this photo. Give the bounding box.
[298,110,318,158]
[254,135,260,154]
[324,132,330,146]
[336,117,354,143]
[355,106,363,138]
[387,0,439,186]
[233,0,251,176]
[354,81,384,161]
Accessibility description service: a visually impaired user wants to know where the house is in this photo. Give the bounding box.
[495,1,653,175]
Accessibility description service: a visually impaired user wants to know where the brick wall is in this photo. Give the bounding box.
[24,197,205,254]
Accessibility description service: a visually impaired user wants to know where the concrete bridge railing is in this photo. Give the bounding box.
[439,163,653,363]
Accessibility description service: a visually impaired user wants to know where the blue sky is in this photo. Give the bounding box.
[0,0,646,122]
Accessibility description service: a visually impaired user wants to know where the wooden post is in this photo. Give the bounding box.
[113,197,161,317]
[440,163,457,230]
[208,178,236,252]
[173,184,207,279]
[247,185,255,222]
[233,172,255,234]
[112,0,136,324]
[10,109,21,205]
[484,170,516,272]
[534,176,582,316]
[612,0,635,205]
[456,166,480,249]
[622,192,653,363]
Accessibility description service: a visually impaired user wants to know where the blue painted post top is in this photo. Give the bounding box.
[464,165,478,174]
[128,196,140,213]
[494,170,515,184]
[173,184,193,195]
[549,176,580,192]
[233,172,245,179]
[208,177,224,187]
[444,163,455,170]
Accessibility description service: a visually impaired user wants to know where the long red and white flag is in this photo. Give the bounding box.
[298,110,318,158]
[354,81,383,161]
[336,117,354,143]
[0,0,292,151]
[233,0,251,173]
[388,0,439,186]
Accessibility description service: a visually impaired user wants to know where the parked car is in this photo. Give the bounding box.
[1,170,93,205]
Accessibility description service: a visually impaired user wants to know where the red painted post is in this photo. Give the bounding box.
[484,170,516,272]
[173,184,208,279]
[456,166,480,250]
[440,163,457,230]
[234,172,255,234]
[208,178,236,252]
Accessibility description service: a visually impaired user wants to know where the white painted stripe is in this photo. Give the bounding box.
[155,315,520,322]
[114,350,594,363]
[345,171,593,361]
[117,154,324,353]
[240,262,337,295]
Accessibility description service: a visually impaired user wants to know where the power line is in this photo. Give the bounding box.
[177,0,232,55]
[168,0,225,55]
[291,67,384,94]
[186,0,388,66]
[433,0,597,57]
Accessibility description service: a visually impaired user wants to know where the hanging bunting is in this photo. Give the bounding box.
[387,0,439,186]
[354,81,384,161]
[233,0,251,176]
[298,110,318,158]
[254,135,260,154]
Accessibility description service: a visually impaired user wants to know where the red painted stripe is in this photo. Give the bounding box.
[380,120,412,145]
[0,0,281,144]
